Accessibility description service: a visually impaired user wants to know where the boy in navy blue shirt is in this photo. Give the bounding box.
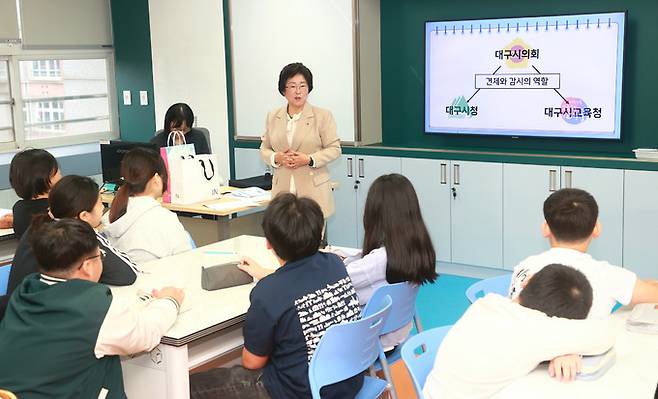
[190,193,362,399]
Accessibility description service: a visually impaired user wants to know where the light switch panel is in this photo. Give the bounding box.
[139,91,148,106]
[122,90,131,105]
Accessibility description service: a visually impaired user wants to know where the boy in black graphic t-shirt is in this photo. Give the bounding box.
[190,193,362,399]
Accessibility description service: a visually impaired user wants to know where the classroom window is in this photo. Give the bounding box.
[19,57,114,143]
[0,60,14,144]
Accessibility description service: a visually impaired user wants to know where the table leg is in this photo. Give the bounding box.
[216,216,231,241]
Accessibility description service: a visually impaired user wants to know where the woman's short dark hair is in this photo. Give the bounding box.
[164,103,194,134]
[543,188,599,243]
[278,63,314,95]
[49,175,99,219]
[30,218,98,274]
[362,174,437,285]
[261,193,323,262]
[108,148,168,223]
[519,264,593,320]
[9,149,59,199]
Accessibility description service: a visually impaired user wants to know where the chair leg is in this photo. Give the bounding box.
[414,314,424,333]
[378,352,399,399]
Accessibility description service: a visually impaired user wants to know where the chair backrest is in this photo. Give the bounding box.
[401,325,452,399]
[308,295,392,399]
[465,274,512,303]
[156,128,212,153]
[362,282,420,335]
[0,264,11,296]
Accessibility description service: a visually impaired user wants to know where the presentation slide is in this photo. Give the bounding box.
[425,12,625,139]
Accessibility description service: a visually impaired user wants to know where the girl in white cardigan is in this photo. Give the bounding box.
[345,173,438,348]
[103,148,192,263]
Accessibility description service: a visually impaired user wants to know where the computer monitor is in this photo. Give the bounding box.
[100,140,157,184]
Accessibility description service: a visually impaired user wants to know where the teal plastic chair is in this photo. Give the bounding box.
[0,264,11,296]
[401,325,453,399]
[308,295,392,399]
[361,282,422,399]
[465,274,512,303]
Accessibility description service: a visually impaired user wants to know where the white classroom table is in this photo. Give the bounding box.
[492,308,658,399]
[112,235,277,399]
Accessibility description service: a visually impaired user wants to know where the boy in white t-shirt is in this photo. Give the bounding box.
[423,264,619,399]
[510,188,658,318]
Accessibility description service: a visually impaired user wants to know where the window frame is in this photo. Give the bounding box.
[0,47,119,152]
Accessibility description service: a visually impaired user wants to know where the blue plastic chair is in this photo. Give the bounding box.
[465,274,512,303]
[0,264,11,296]
[401,325,452,399]
[361,282,422,399]
[308,295,393,399]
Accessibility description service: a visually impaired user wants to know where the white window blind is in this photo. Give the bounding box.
[20,0,113,48]
[0,0,20,44]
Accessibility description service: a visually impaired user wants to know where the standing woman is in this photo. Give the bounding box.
[260,63,341,219]
[151,103,210,154]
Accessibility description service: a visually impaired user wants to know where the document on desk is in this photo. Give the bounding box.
[204,199,262,212]
[225,187,271,203]
[626,303,658,334]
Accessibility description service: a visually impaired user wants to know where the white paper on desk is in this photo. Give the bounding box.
[204,200,261,212]
[628,303,658,324]
[226,187,271,202]
[0,208,11,218]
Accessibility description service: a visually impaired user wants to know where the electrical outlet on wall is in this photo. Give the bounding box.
[122,90,131,105]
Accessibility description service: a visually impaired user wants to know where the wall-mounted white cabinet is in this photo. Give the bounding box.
[233,147,658,279]
[623,170,658,278]
[502,164,624,269]
[502,164,559,269]
[400,158,452,263]
[560,167,624,266]
[327,155,401,248]
[450,161,503,269]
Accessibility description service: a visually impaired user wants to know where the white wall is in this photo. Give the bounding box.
[147,0,230,180]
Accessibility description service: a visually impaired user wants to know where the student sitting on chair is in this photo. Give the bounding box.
[0,218,184,398]
[423,264,619,399]
[189,193,362,399]
[103,147,192,263]
[150,103,210,154]
[9,149,62,239]
[344,173,437,349]
[0,176,139,320]
[510,188,658,318]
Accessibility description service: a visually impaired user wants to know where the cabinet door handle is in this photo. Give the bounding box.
[549,169,557,191]
[440,163,447,185]
[453,164,460,185]
[564,170,573,188]
[358,158,365,178]
[347,157,353,178]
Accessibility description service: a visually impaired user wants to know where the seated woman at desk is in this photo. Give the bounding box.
[103,148,192,263]
[0,175,139,320]
[9,149,61,239]
[150,103,210,154]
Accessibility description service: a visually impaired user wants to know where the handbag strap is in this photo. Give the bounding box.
[198,158,215,180]
[166,130,187,146]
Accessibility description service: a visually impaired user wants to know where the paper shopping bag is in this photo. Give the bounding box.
[159,131,195,203]
[169,154,224,204]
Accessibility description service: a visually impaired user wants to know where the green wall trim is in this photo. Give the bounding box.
[233,139,658,171]
[380,1,658,156]
[110,0,156,142]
